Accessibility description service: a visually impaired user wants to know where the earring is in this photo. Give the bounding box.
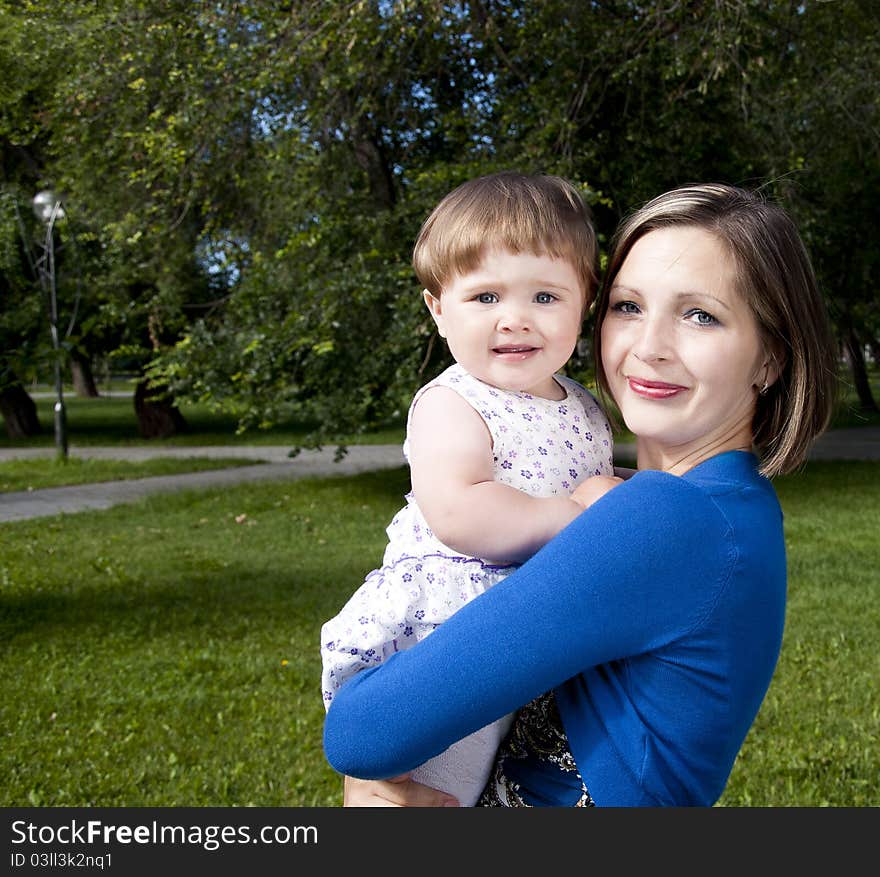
[758,360,772,395]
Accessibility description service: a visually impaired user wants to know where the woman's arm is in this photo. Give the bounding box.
[408,386,596,563]
[324,471,728,780]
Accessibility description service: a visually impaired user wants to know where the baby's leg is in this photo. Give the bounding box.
[410,714,514,807]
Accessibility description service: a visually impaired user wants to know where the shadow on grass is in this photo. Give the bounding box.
[0,466,413,643]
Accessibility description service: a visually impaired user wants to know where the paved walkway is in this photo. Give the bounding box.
[0,445,407,523]
[0,427,877,523]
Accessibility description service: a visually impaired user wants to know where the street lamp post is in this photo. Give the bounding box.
[32,190,68,460]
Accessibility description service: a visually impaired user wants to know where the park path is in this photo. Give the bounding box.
[0,427,878,523]
[0,444,406,523]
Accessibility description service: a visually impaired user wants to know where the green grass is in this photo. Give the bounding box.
[0,461,877,807]
[719,461,880,806]
[0,457,264,493]
[0,468,407,807]
[0,392,405,449]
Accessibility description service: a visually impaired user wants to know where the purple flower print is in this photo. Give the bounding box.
[558,405,568,415]
[415,609,425,620]
[402,573,412,582]
[569,469,578,479]
[501,459,513,470]
[520,470,533,479]
[565,440,573,450]
[404,626,413,637]
[522,413,533,421]
[585,432,592,441]
[538,446,548,455]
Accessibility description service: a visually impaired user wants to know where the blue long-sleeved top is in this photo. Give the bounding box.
[323,451,787,806]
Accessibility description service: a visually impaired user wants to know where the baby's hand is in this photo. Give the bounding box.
[570,474,624,510]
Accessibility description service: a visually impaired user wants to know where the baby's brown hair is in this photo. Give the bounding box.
[413,171,599,308]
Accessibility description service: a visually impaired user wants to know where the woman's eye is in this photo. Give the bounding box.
[610,300,640,315]
[535,292,556,304]
[685,308,718,326]
[477,292,498,304]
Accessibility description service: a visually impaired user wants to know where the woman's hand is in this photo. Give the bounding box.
[570,474,625,510]
[343,774,460,807]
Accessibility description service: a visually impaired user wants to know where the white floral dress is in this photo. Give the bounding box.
[320,363,614,804]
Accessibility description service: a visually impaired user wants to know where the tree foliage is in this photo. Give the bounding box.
[2,0,877,442]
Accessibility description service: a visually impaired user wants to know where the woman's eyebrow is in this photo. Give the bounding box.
[675,291,733,312]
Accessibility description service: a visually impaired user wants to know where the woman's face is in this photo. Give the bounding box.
[600,226,769,471]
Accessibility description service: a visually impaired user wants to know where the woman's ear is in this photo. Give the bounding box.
[757,347,785,394]
[423,289,445,338]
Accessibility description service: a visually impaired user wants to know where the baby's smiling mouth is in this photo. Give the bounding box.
[492,345,539,354]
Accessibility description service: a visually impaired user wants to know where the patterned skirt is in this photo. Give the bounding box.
[477,689,595,807]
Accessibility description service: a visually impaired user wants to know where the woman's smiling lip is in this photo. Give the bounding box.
[626,376,688,399]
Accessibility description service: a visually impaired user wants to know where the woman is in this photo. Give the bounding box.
[323,183,839,806]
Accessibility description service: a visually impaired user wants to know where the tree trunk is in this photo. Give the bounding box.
[133,380,187,438]
[0,383,42,438]
[352,119,396,211]
[71,351,100,397]
[844,326,880,413]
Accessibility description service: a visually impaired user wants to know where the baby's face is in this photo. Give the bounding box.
[424,248,585,399]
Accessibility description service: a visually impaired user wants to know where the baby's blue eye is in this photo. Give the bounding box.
[477,292,498,304]
[535,292,556,304]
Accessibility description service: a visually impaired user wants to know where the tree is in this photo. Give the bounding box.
[3,1,876,444]
[748,0,880,412]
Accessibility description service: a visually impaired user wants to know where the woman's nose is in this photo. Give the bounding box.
[631,318,671,362]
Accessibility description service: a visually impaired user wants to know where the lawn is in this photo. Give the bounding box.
[0,460,877,807]
[0,456,263,493]
[0,391,405,449]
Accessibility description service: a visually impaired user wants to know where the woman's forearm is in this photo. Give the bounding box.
[323,472,720,781]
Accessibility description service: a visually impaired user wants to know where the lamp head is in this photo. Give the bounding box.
[33,190,65,224]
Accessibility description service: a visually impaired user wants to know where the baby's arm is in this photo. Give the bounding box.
[409,386,592,564]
